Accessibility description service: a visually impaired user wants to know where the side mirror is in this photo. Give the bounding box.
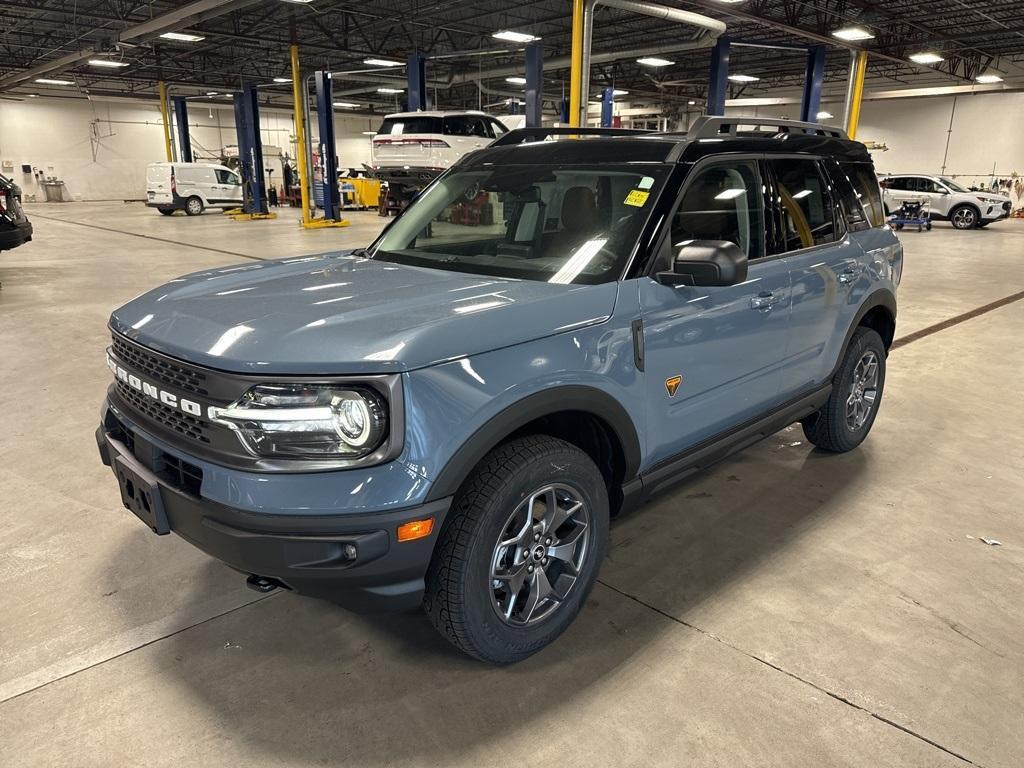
[656,240,748,287]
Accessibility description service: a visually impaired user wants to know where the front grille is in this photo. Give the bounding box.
[112,336,208,395]
[116,380,210,443]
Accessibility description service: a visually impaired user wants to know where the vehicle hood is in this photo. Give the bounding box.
[109,252,618,374]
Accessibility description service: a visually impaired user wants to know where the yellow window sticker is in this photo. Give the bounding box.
[624,189,650,207]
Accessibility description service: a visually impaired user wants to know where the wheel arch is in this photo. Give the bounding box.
[425,385,642,509]
[830,290,897,379]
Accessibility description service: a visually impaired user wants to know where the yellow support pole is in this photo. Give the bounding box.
[290,44,313,226]
[568,0,584,127]
[157,81,173,162]
[845,50,868,140]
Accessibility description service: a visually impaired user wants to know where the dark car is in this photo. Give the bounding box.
[0,174,33,252]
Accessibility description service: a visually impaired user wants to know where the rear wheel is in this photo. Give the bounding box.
[802,327,886,453]
[950,205,978,229]
[184,196,204,216]
[424,435,609,664]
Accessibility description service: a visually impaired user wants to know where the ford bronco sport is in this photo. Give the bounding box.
[97,117,901,664]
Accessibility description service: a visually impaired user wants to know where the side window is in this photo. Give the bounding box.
[839,162,885,228]
[216,169,240,185]
[669,161,763,260]
[887,177,907,191]
[489,119,507,138]
[766,158,838,252]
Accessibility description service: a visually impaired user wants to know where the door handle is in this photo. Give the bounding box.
[750,292,781,311]
[838,264,865,284]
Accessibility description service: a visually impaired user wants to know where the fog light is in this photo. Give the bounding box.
[397,518,434,542]
[342,543,358,560]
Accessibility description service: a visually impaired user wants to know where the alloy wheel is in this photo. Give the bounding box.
[489,484,591,626]
[846,350,880,430]
[952,208,976,228]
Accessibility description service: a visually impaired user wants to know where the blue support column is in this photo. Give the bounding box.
[524,42,543,128]
[314,70,340,221]
[800,45,827,122]
[172,97,192,162]
[559,98,569,124]
[707,37,731,116]
[233,85,267,215]
[407,53,426,111]
[600,87,614,128]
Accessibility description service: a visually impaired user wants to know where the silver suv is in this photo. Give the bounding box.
[881,174,1010,229]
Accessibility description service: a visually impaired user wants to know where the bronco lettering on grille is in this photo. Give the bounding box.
[107,352,213,419]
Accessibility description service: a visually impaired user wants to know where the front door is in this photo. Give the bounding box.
[639,159,792,467]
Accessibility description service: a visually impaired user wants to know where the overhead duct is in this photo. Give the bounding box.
[579,0,725,124]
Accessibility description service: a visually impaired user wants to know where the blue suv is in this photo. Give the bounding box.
[97,117,901,663]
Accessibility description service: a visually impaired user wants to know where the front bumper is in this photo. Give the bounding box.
[0,220,32,251]
[96,409,450,613]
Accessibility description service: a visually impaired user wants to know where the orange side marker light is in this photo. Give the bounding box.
[397,517,435,542]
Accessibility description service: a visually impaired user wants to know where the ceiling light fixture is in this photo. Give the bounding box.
[612,88,629,96]
[376,87,403,94]
[362,131,377,135]
[909,52,944,64]
[636,57,674,67]
[831,26,874,41]
[159,31,205,42]
[333,101,360,107]
[88,59,129,68]
[688,100,697,105]
[727,74,760,82]
[35,78,74,85]
[975,72,1004,83]
[273,77,291,83]
[505,76,527,85]
[492,30,540,43]
[816,110,833,119]
[364,58,403,67]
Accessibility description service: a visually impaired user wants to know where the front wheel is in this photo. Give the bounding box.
[802,327,886,453]
[950,205,978,229]
[424,435,609,664]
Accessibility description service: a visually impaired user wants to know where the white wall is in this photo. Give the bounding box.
[0,96,376,201]
[724,90,1024,198]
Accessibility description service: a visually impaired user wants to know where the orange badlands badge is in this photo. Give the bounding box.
[665,375,682,397]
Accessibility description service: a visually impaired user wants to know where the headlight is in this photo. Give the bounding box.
[211,383,388,459]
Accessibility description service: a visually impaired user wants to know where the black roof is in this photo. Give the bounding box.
[462,118,873,169]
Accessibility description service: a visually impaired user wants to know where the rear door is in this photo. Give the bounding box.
[442,116,494,164]
[768,157,870,396]
[639,158,792,465]
[146,164,173,204]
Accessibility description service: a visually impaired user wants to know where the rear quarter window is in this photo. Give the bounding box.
[377,117,443,135]
[840,162,885,227]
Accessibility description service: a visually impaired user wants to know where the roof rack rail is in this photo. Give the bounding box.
[689,116,849,140]
[491,126,652,147]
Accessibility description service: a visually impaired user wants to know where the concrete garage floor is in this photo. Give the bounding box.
[1,201,1022,768]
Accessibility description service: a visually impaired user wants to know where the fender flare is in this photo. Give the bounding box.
[829,289,897,379]
[425,385,642,502]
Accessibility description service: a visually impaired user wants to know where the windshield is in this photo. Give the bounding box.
[370,164,669,284]
[939,177,968,193]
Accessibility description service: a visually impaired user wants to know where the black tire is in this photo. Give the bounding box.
[157,208,175,216]
[976,221,989,228]
[424,435,609,664]
[184,196,204,216]
[949,204,978,229]
[802,327,886,453]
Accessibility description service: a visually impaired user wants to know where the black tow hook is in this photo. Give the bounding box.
[246,574,289,594]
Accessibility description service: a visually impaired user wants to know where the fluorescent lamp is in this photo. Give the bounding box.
[160,31,205,42]
[636,57,674,67]
[612,89,629,96]
[709,0,745,3]
[206,91,219,96]
[333,101,360,107]
[816,111,833,119]
[728,74,760,83]
[364,58,403,67]
[975,73,1003,83]
[492,30,540,43]
[376,87,403,94]
[273,77,291,83]
[688,99,696,105]
[909,52,944,64]
[505,76,527,85]
[35,78,74,85]
[832,26,874,41]
[362,131,377,135]
[88,59,129,68]
[715,188,745,200]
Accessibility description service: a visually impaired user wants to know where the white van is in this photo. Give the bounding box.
[146,162,242,216]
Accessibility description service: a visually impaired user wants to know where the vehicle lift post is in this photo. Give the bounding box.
[407,53,427,111]
[524,42,543,128]
[299,70,349,229]
[600,87,614,128]
[799,45,827,123]
[231,83,276,221]
[157,81,174,162]
[172,97,193,163]
[706,37,731,117]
